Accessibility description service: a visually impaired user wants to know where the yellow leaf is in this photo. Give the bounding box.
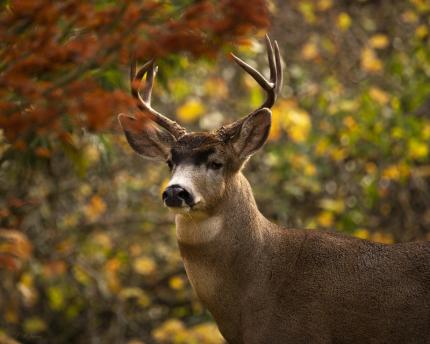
[91,232,112,249]
[133,257,156,276]
[369,34,389,49]
[391,126,404,139]
[84,195,106,222]
[371,232,394,244]
[304,163,317,177]
[84,145,100,163]
[24,317,47,334]
[274,100,311,143]
[119,287,150,307]
[269,104,281,141]
[314,138,330,156]
[129,243,142,257]
[319,198,345,213]
[79,183,91,197]
[408,139,428,160]
[317,211,334,227]
[169,78,191,101]
[62,213,79,228]
[382,163,410,181]
[301,41,319,60]
[343,116,357,130]
[18,273,37,307]
[354,228,370,240]
[401,10,418,23]
[190,323,224,344]
[365,162,377,175]
[338,99,360,112]
[0,333,21,344]
[416,25,429,39]
[105,257,121,273]
[391,97,401,111]
[337,12,352,31]
[169,275,185,290]
[369,87,390,105]
[152,319,185,343]
[5,306,18,324]
[289,153,317,176]
[382,165,400,180]
[47,286,64,311]
[317,0,333,11]
[411,0,430,12]
[73,265,91,285]
[298,2,316,23]
[204,77,228,99]
[177,99,205,123]
[0,229,32,262]
[330,147,346,161]
[361,47,383,73]
[421,123,430,139]
[105,271,121,294]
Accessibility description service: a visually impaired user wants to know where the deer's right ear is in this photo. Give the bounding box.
[118,114,175,161]
[231,108,272,159]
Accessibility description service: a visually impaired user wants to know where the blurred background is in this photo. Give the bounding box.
[1,0,430,343]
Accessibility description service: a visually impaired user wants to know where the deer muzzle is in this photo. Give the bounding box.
[162,184,194,208]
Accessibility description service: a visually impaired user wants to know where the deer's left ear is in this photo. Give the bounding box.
[232,108,272,158]
[118,113,175,161]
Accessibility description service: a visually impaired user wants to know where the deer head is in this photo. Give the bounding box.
[119,35,282,217]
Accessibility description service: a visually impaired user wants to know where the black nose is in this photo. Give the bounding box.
[162,185,194,208]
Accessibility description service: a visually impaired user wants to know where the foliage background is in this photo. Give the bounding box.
[1,0,430,343]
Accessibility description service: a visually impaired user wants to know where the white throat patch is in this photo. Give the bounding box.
[176,214,223,245]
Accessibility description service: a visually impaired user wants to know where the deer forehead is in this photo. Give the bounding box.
[170,132,227,166]
[171,146,216,166]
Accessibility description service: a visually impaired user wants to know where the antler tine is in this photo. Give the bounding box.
[274,40,283,96]
[231,34,282,111]
[231,54,273,93]
[131,59,153,100]
[265,34,276,84]
[131,60,186,139]
[216,35,283,142]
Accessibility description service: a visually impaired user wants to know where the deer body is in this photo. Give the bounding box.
[119,36,430,343]
[176,172,430,343]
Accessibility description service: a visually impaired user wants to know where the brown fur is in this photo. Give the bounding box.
[120,109,430,343]
[177,172,430,344]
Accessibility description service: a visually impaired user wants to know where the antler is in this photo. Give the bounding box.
[217,35,283,140]
[232,34,283,110]
[131,59,187,139]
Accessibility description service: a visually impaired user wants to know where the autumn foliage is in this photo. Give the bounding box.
[0,0,269,144]
[1,0,430,343]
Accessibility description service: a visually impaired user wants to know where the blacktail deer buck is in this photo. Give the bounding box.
[118,36,430,343]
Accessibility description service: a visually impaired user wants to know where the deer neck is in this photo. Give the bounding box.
[175,172,267,247]
[174,173,271,338]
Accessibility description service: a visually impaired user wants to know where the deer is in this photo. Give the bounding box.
[118,35,430,344]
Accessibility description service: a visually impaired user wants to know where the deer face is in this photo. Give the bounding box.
[118,35,282,216]
[119,109,272,215]
[163,134,230,214]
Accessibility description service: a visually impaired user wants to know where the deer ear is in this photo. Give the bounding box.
[118,113,175,161]
[232,108,271,158]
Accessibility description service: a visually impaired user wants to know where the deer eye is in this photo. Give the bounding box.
[166,160,173,170]
[208,161,223,170]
